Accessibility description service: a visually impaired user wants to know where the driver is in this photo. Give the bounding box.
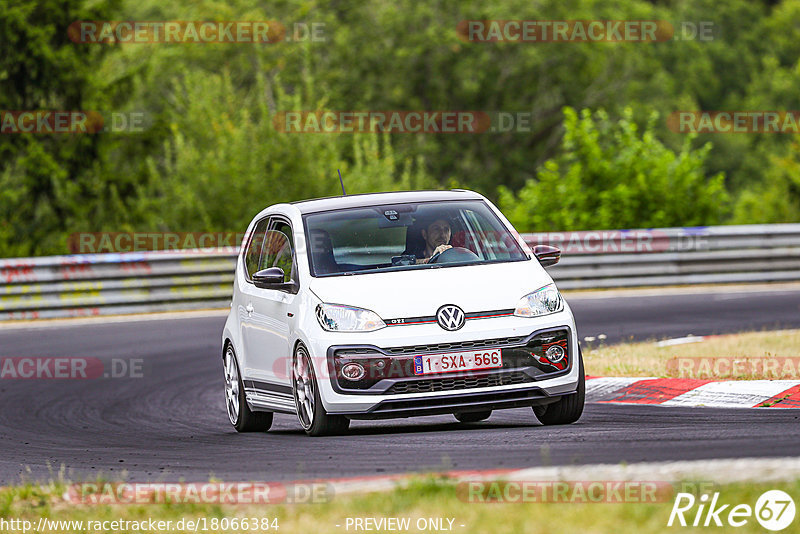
[417,218,452,263]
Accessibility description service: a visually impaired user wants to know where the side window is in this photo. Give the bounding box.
[261,220,296,283]
[244,218,270,279]
[463,209,514,260]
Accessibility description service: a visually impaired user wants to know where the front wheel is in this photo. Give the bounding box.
[292,345,350,437]
[533,347,585,425]
[224,344,273,432]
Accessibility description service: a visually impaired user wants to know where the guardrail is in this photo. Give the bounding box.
[538,224,800,289]
[1,224,798,320]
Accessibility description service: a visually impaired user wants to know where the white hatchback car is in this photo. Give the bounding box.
[222,190,584,436]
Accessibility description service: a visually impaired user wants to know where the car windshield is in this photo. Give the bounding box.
[303,199,528,277]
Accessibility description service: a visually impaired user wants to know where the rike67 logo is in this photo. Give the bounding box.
[668,490,796,531]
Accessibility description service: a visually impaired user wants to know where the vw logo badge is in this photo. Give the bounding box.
[436,305,466,331]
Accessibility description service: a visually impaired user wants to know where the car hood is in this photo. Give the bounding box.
[308,260,553,318]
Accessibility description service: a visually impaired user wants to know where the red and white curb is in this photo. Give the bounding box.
[587,377,800,408]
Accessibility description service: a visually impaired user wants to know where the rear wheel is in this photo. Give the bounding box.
[292,344,350,437]
[533,347,585,425]
[224,344,273,432]
[454,411,492,423]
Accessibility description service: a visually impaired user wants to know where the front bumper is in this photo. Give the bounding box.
[303,308,581,416]
[340,384,568,419]
[327,326,572,394]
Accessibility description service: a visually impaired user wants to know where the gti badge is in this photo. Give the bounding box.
[436,304,466,331]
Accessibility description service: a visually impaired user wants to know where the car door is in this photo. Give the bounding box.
[240,216,298,390]
[238,215,269,379]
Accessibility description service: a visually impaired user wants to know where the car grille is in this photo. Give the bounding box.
[384,371,534,394]
[383,336,527,355]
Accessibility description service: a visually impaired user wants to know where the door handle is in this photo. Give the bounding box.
[245,303,254,316]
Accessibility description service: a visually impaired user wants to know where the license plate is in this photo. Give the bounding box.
[414,349,503,375]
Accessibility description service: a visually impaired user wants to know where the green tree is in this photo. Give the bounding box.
[137,67,433,233]
[732,141,800,223]
[5,0,800,258]
[498,107,729,231]
[0,0,120,256]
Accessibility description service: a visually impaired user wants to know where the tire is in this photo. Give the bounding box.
[292,344,350,437]
[454,411,492,423]
[224,344,273,432]
[533,347,585,425]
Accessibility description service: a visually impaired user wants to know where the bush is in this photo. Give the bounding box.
[732,142,800,224]
[139,67,433,233]
[498,107,729,231]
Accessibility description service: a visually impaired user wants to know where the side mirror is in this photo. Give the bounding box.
[533,245,561,267]
[252,267,287,289]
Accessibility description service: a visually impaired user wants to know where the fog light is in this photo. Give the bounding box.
[545,345,565,363]
[341,362,366,381]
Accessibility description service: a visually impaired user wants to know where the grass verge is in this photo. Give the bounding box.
[1,476,799,533]
[583,329,800,378]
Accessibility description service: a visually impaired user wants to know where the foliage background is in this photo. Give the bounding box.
[1,0,799,256]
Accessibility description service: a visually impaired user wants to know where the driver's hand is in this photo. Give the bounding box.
[424,244,453,263]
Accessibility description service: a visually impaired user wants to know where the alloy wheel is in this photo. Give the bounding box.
[224,346,240,426]
[293,348,315,430]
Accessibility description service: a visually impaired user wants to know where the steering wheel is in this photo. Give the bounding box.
[427,246,480,264]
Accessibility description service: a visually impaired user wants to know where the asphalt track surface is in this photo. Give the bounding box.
[1,288,799,484]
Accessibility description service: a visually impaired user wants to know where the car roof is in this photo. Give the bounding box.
[291,189,484,214]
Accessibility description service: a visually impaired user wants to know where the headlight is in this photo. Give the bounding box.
[315,303,386,332]
[513,284,564,317]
